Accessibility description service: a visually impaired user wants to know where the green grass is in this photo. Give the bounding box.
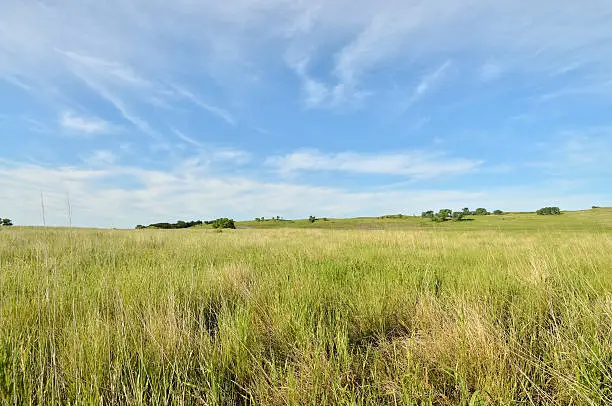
[238,208,612,232]
[1,209,611,404]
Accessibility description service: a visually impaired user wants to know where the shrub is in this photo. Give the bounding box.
[452,212,464,221]
[493,210,504,215]
[432,214,446,222]
[536,207,561,215]
[380,214,405,219]
[438,209,453,218]
[421,210,434,218]
[146,220,203,229]
[212,218,236,229]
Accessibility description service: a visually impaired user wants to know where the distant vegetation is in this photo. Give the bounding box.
[254,216,288,222]
[536,207,561,215]
[136,220,204,229]
[211,218,236,229]
[421,207,503,222]
[136,218,236,230]
[1,218,13,226]
[379,214,407,219]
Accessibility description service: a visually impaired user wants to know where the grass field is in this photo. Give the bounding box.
[1,209,611,404]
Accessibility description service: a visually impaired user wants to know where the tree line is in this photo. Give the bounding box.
[136,218,235,230]
[421,207,503,222]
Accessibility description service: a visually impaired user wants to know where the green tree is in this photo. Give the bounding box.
[462,207,471,216]
[438,209,452,219]
[493,210,503,215]
[212,218,236,229]
[474,208,489,215]
[1,218,13,226]
[452,211,464,222]
[308,216,317,223]
[536,207,561,215]
[421,210,434,218]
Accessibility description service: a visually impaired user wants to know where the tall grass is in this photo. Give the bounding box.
[1,227,611,404]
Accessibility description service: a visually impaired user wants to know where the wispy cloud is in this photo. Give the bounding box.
[173,128,203,147]
[59,111,113,135]
[171,85,236,125]
[400,60,452,113]
[479,61,503,82]
[266,148,481,179]
[83,150,117,165]
[59,50,162,138]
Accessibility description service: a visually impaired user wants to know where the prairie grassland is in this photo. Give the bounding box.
[1,216,612,404]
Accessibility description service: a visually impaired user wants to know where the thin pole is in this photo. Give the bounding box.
[40,192,46,226]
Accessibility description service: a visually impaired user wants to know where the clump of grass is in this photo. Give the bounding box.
[1,221,611,404]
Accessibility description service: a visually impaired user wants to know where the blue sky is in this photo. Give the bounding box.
[1,0,611,227]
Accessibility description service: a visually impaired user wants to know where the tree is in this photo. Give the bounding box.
[493,210,504,215]
[308,216,317,223]
[212,218,236,229]
[452,211,464,222]
[536,207,561,215]
[135,225,145,229]
[421,210,434,218]
[438,209,452,219]
[474,208,489,216]
[462,207,471,216]
[1,218,13,226]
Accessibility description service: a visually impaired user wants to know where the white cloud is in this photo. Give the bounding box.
[479,61,503,81]
[0,158,607,228]
[170,85,236,125]
[60,111,113,135]
[266,149,481,179]
[173,128,203,147]
[83,150,117,165]
[3,0,610,110]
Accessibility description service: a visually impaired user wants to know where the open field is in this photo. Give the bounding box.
[1,209,612,404]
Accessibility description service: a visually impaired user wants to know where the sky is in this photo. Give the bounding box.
[1,0,611,228]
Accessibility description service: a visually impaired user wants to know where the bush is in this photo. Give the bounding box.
[438,209,452,218]
[145,220,203,229]
[493,210,504,215]
[536,207,561,215]
[432,214,446,222]
[592,206,600,209]
[212,218,236,229]
[422,209,467,222]
[452,211,464,221]
[421,210,434,218]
